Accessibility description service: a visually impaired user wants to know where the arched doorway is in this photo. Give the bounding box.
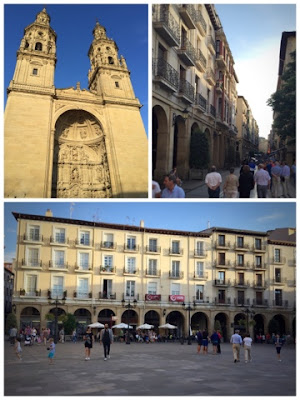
[173,116,188,179]
[121,310,139,329]
[152,105,168,179]
[191,312,208,333]
[98,309,115,327]
[20,307,40,330]
[215,312,228,341]
[144,310,160,328]
[52,110,112,198]
[268,314,286,335]
[74,308,92,335]
[253,314,265,338]
[234,313,246,335]
[166,311,184,336]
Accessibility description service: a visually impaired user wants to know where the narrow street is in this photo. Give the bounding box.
[182,167,296,199]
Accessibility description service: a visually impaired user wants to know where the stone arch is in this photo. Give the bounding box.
[52,109,112,198]
[253,313,265,337]
[166,310,184,336]
[152,105,169,178]
[74,308,92,335]
[269,314,286,335]
[98,309,115,326]
[173,115,188,178]
[191,311,208,332]
[20,306,40,329]
[144,310,160,327]
[234,312,246,334]
[121,309,139,328]
[214,312,229,341]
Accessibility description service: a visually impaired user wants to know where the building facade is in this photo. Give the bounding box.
[4,264,15,323]
[152,4,240,181]
[4,8,148,198]
[11,211,296,340]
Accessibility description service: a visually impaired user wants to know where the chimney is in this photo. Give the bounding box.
[45,209,53,217]
[140,220,144,228]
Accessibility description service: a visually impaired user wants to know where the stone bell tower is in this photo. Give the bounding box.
[4,8,57,197]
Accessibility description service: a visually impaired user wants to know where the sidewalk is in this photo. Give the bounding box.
[4,341,296,396]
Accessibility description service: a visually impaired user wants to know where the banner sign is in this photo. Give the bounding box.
[145,294,161,301]
[169,295,185,302]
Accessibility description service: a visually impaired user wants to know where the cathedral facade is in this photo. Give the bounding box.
[4,8,148,198]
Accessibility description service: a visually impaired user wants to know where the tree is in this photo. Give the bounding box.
[61,313,77,334]
[214,320,222,335]
[5,313,17,335]
[267,50,296,141]
[189,129,210,169]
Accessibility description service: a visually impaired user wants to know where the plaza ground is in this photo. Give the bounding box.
[4,339,296,396]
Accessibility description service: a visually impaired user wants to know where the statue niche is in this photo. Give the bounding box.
[52,110,112,198]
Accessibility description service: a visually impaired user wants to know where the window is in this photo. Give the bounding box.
[275,289,282,306]
[126,281,135,297]
[172,260,180,277]
[196,241,204,256]
[196,261,204,277]
[148,259,157,275]
[52,276,64,297]
[275,268,281,283]
[255,256,262,267]
[171,241,180,254]
[127,236,136,250]
[127,257,136,273]
[148,282,157,295]
[77,278,88,298]
[195,285,204,301]
[103,233,114,248]
[29,225,40,241]
[103,279,112,298]
[237,291,244,305]
[115,81,119,88]
[149,239,157,252]
[218,290,225,303]
[35,42,42,51]
[217,271,225,284]
[26,275,37,296]
[218,253,225,265]
[108,56,114,64]
[256,291,263,305]
[32,68,38,75]
[218,235,225,246]
[80,231,90,246]
[54,228,65,244]
[256,274,262,286]
[28,248,39,267]
[238,273,244,285]
[255,238,262,250]
[171,283,180,295]
[54,250,65,268]
[104,255,113,269]
[274,249,281,263]
[237,254,244,266]
[237,236,244,248]
[79,253,89,270]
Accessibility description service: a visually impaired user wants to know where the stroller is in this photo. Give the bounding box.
[24,334,33,346]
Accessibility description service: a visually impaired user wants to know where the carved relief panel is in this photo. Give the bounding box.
[52,110,112,198]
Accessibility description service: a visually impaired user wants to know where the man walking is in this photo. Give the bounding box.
[254,164,271,198]
[205,166,222,198]
[271,161,282,197]
[230,329,243,363]
[100,324,113,361]
[280,162,291,198]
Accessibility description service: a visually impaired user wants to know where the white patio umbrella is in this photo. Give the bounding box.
[112,323,133,329]
[158,323,177,329]
[88,322,104,328]
[137,323,154,330]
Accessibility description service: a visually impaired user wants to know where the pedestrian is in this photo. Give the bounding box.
[271,161,282,198]
[196,329,203,354]
[169,166,182,186]
[254,164,271,198]
[248,158,256,175]
[230,329,243,363]
[72,329,77,343]
[9,326,17,345]
[202,329,209,354]
[59,328,64,343]
[217,330,222,354]
[100,323,113,361]
[83,326,94,360]
[14,337,22,360]
[47,338,56,365]
[280,162,290,198]
[274,334,284,362]
[223,167,238,198]
[243,333,253,363]
[238,165,254,198]
[205,166,222,198]
[152,180,161,198]
[31,327,37,343]
[161,174,185,198]
[210,330,219,355]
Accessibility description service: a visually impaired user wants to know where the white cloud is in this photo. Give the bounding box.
[4,251,16,263]
[256,212,284,223]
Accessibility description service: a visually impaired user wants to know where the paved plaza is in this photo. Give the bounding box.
[4,339,296,396]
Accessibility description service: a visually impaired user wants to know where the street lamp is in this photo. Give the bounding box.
[48,291,66,344]
[121,298,137,344]
[182,301,195,345]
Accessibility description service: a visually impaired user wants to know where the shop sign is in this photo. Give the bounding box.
[145,294,161,301]
[169,295,185,302]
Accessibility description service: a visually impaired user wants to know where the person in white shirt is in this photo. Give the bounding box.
[243,333,253,363]
[254,164,271,198]
[205,166,222,198]
[152,180,161,198]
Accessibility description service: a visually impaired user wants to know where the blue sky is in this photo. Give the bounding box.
[4,4,148,134]
[215,4,296,138]
[4,202,296,262]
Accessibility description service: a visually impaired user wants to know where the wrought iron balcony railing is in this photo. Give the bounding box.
[153,58,179,90]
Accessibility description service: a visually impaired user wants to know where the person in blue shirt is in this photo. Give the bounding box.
[47,338,56,365]
[275,334,284,362]
[210,331,219,355]
[161,175,185,198]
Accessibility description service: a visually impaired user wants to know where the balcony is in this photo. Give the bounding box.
[145,245,161,254]
[123,267,139,276]
[272,256,286,265]
[19,289,41,297]
[145,269,161,277]
[213,279,231,287]
[213,260,231,268]
[234,261,250,269]
[252,282,267,290]
[48,290,67,300]
[194,249,207,258]
[252,244,266,253]
[75,265,93,273]
[169,247,183,256]
[20,259,42,269]
[50,236,69,246]
[153,7,180,47]
[272,299,289,308]
[23,233,43,243]
[193,296,210,304]
[178,4,197,29]
[49,261,69,271]
[209,104,216,118]
[178,78,195,103]
[195,10,207,36]
[216,80,223,94]
[252,299,269,307]
[205,67,216,86]
[100,241,116,250]
[99,265,116,274]
[195,93,207,112]
[271,277,287,286]
[195,48,207,72]
[74,291,92,299]
[252,263,267,271]
[153,58,179,92]
[234,243,250,251]
[214,297,231,305]
[233,279,250,288]
[193,272,208,280]
[99,292,116,300]
[216,53,226,69]
[177,37,196,66]
[207,35,216,54]
[75,238,93,248]
[124,244,139,252]
[215,240,231,250]
[169,271,184,279]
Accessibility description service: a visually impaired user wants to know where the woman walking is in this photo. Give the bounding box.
[223,167,239,198]
[84,326,94,361]
[239,165,254,198]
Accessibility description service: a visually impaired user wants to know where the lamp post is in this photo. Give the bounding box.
[182,301,195,345]
[48,292,66,344]
[121,299,137,344]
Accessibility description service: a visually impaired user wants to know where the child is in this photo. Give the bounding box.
[14,337,22,360]
[47,338,56,365]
